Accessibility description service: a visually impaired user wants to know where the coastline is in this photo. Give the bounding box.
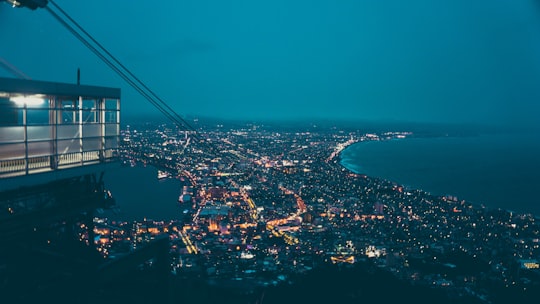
[336,135,540,217]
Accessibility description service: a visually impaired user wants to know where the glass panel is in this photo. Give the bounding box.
[105,111,117,123]
[27,141,51,157]
[105,99,118,110]
[26,109,50,125]
[82,99,97,123]
[105,123,119,136]
[0,143,25,159]
[82,138,101,151]
[105,136,118,149]
[57,139,81,154]
[82,99,96,109]
[0,99,23,126]
[59,100,77,123]
[27,126,52,141]
[59,109,77,123]
[57,125,80,139]
[82,110,96,123]
[83,124,101,137]
[0,126,25,142]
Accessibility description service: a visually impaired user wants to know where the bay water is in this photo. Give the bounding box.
[340,132,540,216]
[104,165,186,221]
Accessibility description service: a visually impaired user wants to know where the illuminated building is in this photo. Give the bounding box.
[520,259,540,269]
[0,77,169,303]
[0,77,119,182]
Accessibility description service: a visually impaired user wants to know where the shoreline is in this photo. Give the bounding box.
[335,136,540,218]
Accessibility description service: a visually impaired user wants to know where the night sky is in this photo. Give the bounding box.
[1,0,540,127]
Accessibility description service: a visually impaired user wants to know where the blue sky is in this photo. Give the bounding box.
[1,0,540,127]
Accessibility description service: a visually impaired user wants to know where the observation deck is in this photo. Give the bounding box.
[0,77,120,190]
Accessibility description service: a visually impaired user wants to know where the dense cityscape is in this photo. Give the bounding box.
[91,121,539,303]
[2,2,539,303]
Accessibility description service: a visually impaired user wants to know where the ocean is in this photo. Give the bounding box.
[340,132,540,216]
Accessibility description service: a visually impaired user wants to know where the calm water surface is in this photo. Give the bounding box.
[104,165,185,221]
[340,132,540,216]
